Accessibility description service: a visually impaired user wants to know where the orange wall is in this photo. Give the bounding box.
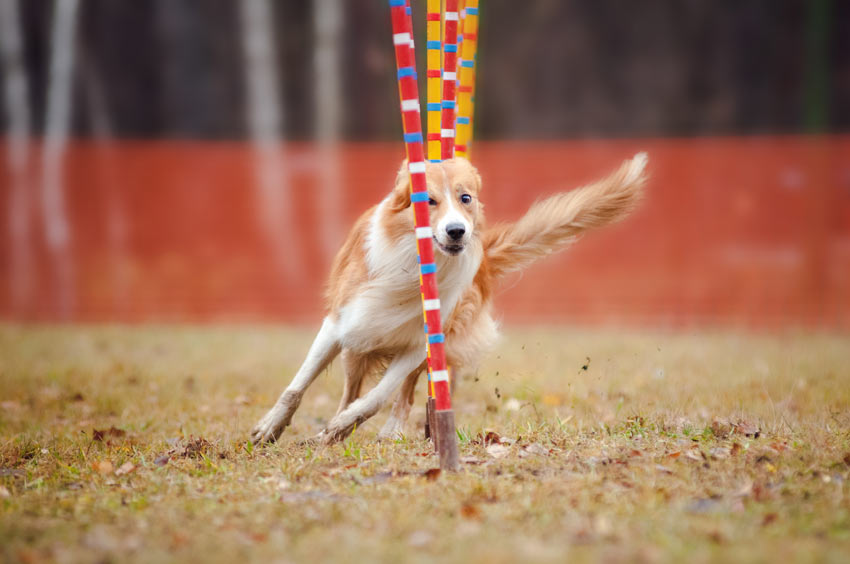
[1,137,849,328]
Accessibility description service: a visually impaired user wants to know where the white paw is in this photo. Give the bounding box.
[250,390,303,444]
[377,417,405,441]
[250,406,287,444]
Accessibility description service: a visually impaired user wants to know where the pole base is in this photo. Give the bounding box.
[434,409,459,471]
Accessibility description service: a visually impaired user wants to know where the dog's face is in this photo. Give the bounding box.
[389,157,483,257]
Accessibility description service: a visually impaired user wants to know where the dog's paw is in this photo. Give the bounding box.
[377,417,405,441]
[250,407,286,444]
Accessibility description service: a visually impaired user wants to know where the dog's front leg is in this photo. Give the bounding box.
[322,349,425,444]
[251,317,341,444]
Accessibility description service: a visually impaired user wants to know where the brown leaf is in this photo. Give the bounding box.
[114,462,136,476]
[460,503,481,520]
[92,429,105,442]
[667,451,682,459]
[423,468,441,481]
[180,437,213,458]
[732,420,760,438]
[93,460,114,475]
[843,453,850,467]
[710,417,732,439]
[460,456,486,465]
[154,455,170,467]
[730,442,742,456]
[762,513,778,526]
[474,430,501,446]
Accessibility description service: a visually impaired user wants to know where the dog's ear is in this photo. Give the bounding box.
[388,159,412,212]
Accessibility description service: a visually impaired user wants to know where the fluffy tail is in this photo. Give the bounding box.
[483,152,647,279]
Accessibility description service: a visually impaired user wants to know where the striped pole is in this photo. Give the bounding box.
[440,0,460,160]
[389,0,459,470]
[425,0,442,162]
[455,0,478,158]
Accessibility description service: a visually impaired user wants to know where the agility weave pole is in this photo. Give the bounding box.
[389,0,459,470]
[455,0,479,158]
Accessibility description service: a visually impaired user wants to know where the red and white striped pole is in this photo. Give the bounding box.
[389,0,459,470]
[440,0,460,160]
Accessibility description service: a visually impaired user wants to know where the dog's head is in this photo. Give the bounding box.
[389,157,483,257]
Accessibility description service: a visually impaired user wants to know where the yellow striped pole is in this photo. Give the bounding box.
[455,0,478,158]
[425,0,442,161]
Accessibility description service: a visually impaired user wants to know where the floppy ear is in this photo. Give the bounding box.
[387,159,412,212]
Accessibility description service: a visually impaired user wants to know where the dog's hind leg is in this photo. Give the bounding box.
[251,317,341,444]
[323,349,425,444]
[377,361,426,440]
[335,349,370,416]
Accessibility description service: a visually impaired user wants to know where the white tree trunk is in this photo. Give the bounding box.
[313,0,343,259]
[42,0,79,318]
[240,0,301,279]
[0,0,33,313]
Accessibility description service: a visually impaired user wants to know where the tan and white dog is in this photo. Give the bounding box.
[251,152,647,444]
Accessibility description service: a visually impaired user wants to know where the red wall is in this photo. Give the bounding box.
[1,137,849,328]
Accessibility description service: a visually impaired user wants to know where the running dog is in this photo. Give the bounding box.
[251,152,647,444]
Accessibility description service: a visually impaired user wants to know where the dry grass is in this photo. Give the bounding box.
[1,324,849,563]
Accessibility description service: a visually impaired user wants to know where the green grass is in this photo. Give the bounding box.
[1,324,849,563]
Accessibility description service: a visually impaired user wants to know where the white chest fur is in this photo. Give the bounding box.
[337,199,481,353]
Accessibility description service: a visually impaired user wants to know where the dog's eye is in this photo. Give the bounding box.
[460,194,472,204]
[428,197,437,206]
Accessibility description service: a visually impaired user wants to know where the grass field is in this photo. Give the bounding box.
[1,324,849,563]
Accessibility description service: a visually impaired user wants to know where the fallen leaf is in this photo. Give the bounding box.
[460,456,486,465]
[684,448,704,462]
[732,420,760,438]
[460,503,481,520]
[114,462,135,476]
[843,453,850,467]
[154,455,170,467]
[762,513,778,526]
[655,465,673,474]
[730,443,742,456]
[93,460,114,475]
[710,417,732,439]
[486,444,510,459]
[474,430,501,446]
[423,468,441,481]
[180,437,212,458]
[667,451,682,459]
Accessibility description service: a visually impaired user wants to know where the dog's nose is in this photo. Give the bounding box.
[446,223,466,241]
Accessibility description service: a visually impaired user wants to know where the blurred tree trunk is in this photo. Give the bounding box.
[0,0,33,314]
[42,0,78,318]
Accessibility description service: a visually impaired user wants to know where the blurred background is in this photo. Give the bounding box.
[0,0,848,329]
